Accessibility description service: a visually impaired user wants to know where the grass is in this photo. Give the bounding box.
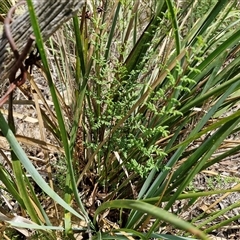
[1,0,240,239]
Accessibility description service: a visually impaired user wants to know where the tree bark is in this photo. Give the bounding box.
[0,0,84,83]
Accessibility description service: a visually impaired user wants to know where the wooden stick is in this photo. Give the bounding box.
[0,0,84,83]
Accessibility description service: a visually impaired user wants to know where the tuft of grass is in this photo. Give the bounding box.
[1,0,240,239]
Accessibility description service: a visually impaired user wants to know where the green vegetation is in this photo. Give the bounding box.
[1,0,240,239]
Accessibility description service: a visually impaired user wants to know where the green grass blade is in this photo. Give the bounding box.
[143,188,240,204]
[166,0,181,54]
[165,115,240,211]
[0,166,24,207]
[188,0,228,46]
[124,3,167,72]
[104,2,121,61]
[94,200,208,240]
[25,0,90,230]
[10,156,40,223]
[0,112,84,220]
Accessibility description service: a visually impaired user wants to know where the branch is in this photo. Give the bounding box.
[0,0,84,83]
